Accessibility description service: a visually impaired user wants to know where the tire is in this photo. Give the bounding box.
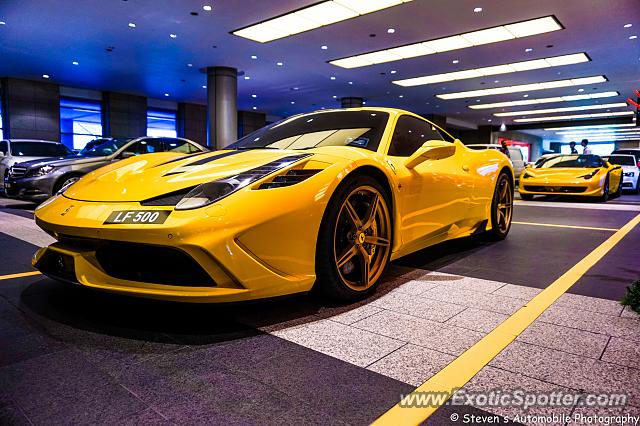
[599,175,610,202]
[520,193,534,201]
[315,175,392,302]
[611,177,622,198]
[635,180,640,195]
[488,172,514,240]
[54,175,81,194]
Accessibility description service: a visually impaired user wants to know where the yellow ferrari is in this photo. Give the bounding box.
[518,154,622,201]
[33,108,513,302]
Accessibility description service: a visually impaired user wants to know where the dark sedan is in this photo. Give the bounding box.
[5,136,207,201]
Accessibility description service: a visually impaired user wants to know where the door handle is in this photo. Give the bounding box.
[462,165,470,172]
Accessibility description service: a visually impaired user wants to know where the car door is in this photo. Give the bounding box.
[385,115,473,248]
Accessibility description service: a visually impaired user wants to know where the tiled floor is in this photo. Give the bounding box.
[1,195,639,425]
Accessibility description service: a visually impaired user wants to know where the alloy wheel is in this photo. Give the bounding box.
[496,178,513,233]
[333,185,391,291]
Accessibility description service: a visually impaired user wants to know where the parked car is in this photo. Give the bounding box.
[0,139,73,193]
[604,154,640,193]
[5,136,207,201]
[611,148,640,164]
[466,144,526,179]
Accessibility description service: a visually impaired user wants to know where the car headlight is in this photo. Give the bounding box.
[35,165,55,176]
[175,154,311,210]
[623,171,634,177]
[578,169,600,180]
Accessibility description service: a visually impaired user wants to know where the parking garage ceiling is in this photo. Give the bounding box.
[0,0,638,125]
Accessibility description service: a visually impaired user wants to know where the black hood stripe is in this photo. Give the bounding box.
[185,150,243,167]
[153,151,210,168]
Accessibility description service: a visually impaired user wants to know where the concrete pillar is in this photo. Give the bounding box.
[341,97,363,108]
[1,77,60,141]
[206,66,237,149]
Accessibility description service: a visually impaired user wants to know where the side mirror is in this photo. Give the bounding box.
[120,151,136,159]
[405,140,456,169]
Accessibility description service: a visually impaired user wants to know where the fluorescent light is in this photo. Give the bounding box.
[513,111,634,123]
[545,122,636,131]
[394,53,588,87]
[232,0,412,43]
[470,91,619,109]
[494,103,629,117]
[330,15,562,68]
[504,16,562,37]
[557,128,640,135]
[437,75,607,99]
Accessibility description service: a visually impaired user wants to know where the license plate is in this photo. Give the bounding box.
[104,210,171,225]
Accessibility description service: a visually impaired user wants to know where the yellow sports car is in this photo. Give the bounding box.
[33,108,513,302]
[518,154,622,201]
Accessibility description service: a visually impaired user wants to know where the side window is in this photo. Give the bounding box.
[388,116,443,157]
[162,139,199,153]
[0,141,8,155]
[122,139,163,155]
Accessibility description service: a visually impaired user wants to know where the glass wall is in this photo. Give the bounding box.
[60,98,103,150]
[147,109,177,137]
[0,101,4,139]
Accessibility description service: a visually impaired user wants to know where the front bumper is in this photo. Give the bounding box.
[518,176,605,196]
[32,187,327,302]
[4,174,55,201]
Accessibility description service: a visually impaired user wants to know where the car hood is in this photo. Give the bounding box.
[524,167,601,180]
[62,148,347,202]
[15,155,108,169]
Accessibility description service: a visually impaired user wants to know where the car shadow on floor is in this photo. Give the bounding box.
[17,235,500,346]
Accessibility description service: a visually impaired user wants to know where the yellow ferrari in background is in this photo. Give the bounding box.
[518,154,622,201]
[33,108,513,302]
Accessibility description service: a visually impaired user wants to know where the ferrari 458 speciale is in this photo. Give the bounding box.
[33,108,513,302]
[518,154,622,201]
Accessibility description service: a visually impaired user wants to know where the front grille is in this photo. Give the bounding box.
[524,185,587,194]
[94,241,215,287]
[8,166,27,178]
[35,250,77,283]
[141,186,195,206]
[258,169,322,189]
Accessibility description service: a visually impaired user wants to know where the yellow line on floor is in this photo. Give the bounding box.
[372,212,640,426]
[512,221,619,232]
[0,271,42,281]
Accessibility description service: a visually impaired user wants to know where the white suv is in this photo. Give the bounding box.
[605,154,640,194]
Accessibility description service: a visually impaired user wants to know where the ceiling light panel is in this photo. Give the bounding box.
[232,0,412,43]
[544,123,636,131]
[436,75,607,99]
[470,91,620,109]
[330,15,562,68]
[393,53,588,87]
[494,102,629,117]
[557,127,640,135]
[513,111,634,123]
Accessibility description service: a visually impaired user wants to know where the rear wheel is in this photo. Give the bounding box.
[488,172,513,240]
[316,176,392,301]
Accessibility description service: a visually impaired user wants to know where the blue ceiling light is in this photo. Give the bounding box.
[203,5,212,11]
[128,22,136,28]
[251,55,258,59]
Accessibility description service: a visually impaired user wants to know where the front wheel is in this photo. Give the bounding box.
[600,176,610,202]
[488,172,514,240]
[315,176,392,301]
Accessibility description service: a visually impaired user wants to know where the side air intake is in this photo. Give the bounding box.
[258,169,322,189]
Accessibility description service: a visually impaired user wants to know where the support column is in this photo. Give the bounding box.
[206,66,237,149]
[340,97,363,108]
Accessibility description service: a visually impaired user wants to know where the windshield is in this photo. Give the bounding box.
[11,142,72,157]
[607,155,636,166]
[228,111,389,152]
[537,154,604,169]
[80,138,132,157]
